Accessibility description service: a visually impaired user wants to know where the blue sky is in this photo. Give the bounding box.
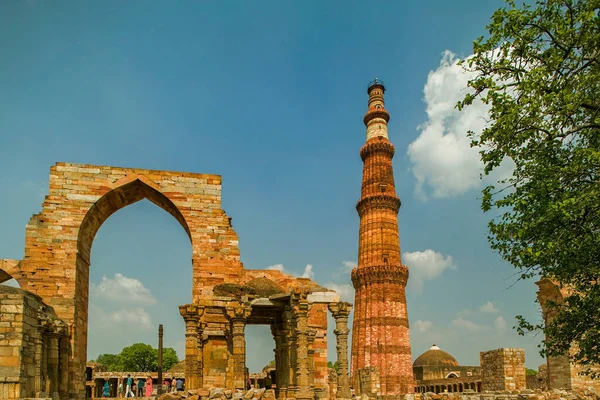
[0,0,545,372]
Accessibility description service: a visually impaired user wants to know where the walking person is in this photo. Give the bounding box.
[125,374,135,397]
[137,378,145,397]
[118,379,124,398]
[171,377,177,393]
[102,381,110,398]
[145,376,153,397]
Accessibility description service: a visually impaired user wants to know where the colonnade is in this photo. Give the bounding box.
[179,293,353,400]
[415,381,481,394]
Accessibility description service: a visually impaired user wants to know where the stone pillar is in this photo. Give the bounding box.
[34,325,44,396]
[329,302,353,399]
[279,314,291,399]
[197,322,204,390]
[47,332,60,400]
[294,298,311,400]
[288,304,298,397]
[271,323,284,398]
[230,306,249,391]
[307,329,317,388]
[180,305,203,390]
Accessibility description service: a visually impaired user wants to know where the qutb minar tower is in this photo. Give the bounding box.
[351,79,415,397]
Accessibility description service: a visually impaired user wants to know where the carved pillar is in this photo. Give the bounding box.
[47,331,60,399]
[329,302,353,399]
[294,298,311,400]
[307,329,317,388]
[271,323,283,398]
[34,324,44,396]
[180,305,203,390]
[197,321,205,389]
[279,310,291,399]
[229,306,250,391]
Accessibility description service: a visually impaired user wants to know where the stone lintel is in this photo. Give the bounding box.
[250,298,282,307]
[307,291,340,303]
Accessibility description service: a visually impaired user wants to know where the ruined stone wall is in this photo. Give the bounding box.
[480,349,526,392]
[308,303,330,397]
[355,367,380,398]
[537,279,600,391]
[0,286,65,399]
[526,374,546,390]
[3,162,243,399]
[0,287,26,399]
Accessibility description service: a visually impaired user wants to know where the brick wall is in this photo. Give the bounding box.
[480,348,526,391]
[5,162,243,398]
[0,286,56,398]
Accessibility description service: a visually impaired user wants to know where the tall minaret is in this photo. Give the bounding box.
[351,79,415,396]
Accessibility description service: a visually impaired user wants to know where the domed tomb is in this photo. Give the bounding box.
[246,277,286,297]
[413,344,459,367]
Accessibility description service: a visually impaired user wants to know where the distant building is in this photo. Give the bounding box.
[413,345,482,393]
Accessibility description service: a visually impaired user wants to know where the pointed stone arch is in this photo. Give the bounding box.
[13,162,242,399]
[0,259,22,286]
[76,176,192,265]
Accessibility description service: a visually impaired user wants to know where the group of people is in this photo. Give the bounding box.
[102,374,153,397]
[101,375,184,397]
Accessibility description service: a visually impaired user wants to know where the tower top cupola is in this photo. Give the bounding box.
[364,78,390,139]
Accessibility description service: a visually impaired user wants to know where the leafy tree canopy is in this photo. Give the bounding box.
[92,343,179,372]
[458,0,600,375]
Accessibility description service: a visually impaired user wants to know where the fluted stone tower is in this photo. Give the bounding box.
[351,79,415,397]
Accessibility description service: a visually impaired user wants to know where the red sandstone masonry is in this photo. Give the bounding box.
[7,163,243,399]
[351,83,415,398]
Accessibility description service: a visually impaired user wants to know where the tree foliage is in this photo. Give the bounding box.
[458,0,600,374]
[92,343,179,372]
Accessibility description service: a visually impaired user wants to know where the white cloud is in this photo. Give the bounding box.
[302,264,314,279]
[342,261,357,271]
[413,320,433,333]
[457,309,472,318]
[91,273,156,305]
[266,264,285,272]
[404,249,456,292]
[408,50,512,200]
[480,301,499,313]
[108,308,152,329]
[324,283,354,302]
[451,317,490,332]
[493,316,508,332]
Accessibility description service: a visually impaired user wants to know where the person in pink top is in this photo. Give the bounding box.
[145,377,153,397]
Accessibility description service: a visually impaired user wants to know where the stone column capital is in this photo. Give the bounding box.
[179,304,204,320]
[328,301,353,319]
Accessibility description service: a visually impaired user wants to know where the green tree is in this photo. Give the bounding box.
[92,343,179,372]
[162,347,179,371]
[95,353,123,371]
[526,368,538,376]
[120,343,157,372]
[458,0,600,375]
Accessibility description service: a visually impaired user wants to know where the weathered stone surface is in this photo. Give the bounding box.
[1,162,340,399]
[210,388,225,398]
[481,349,526,392]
